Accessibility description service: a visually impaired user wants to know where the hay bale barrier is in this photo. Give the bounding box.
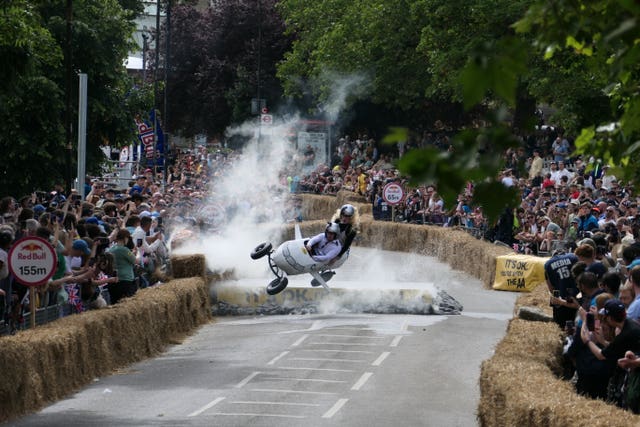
[0,255,212,423]
[479,283,640,426]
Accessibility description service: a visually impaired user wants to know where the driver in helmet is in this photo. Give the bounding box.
[305,222,342,263]
[330,204,359,259]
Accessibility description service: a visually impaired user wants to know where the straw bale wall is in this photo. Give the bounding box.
[478,283,640,426]
[0,262,211,423]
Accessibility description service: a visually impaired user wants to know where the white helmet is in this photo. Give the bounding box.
[325,222,341,237]
[340,204,355,217]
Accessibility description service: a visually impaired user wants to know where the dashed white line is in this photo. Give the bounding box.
[235,371,260,388]
[372,351,390,366]
[390,336,403,347]
[208,412,306,419]
[299,348,373,354]
[276,366,355,373]
[292,335,309,347]
[322,398,349,418]
[187,397,225,417]
[267,351,289,365]
[290,357,365,363]
[231,400,320,407]
[249,388,337,395]
[307,342,379,346]
[351,372,373,390]
[315,334,386,339]
[261,376,347,383]
[401,319,409,331]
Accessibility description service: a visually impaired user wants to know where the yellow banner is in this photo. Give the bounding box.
[493,254,548,292]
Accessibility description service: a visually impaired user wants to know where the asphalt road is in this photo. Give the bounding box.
[7,248,518,427]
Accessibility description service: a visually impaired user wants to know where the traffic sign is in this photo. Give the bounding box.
[8,237,57,286]
[261,114,273,126]
[261,107,269,114]
[382,182,405,205]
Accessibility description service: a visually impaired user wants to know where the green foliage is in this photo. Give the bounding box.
[515,0,640,182]
[0,0,146,196]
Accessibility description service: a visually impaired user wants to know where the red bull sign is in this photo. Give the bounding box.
[8,237,57,286]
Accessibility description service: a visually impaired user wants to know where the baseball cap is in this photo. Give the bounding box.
[85,216,99,225]
[72,239,91,255]
[33,204,46,215]
[599,299,625,317]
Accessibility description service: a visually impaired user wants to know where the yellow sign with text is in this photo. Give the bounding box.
[493,254,548,292]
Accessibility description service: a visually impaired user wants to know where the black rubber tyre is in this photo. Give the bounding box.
[250,242,273,260]
[266,277,288,295]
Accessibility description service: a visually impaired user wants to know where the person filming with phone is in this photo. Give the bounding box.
[581,298,640,408]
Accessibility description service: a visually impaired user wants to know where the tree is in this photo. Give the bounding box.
[161,0,291,138]
[0,0,150,197]
[515,0,640,182]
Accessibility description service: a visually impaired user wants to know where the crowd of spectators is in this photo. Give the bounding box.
[0,146,242,332]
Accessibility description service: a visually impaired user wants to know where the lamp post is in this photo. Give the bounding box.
[142,31,149,83]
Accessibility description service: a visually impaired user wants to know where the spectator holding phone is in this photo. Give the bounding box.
[106,228,136,304]
[581,298,640,407]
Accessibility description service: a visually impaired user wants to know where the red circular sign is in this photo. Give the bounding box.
[261,107,269,114]
[382,182,405,205]
[8,236,58,286]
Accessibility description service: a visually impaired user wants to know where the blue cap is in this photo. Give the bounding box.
[85,217,99,225]
[33,204,46,214]
[72,239,91,255]
[129,185,143,195]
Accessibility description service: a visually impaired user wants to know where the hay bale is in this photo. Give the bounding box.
[0,277,211,423]
[171,254,206,278]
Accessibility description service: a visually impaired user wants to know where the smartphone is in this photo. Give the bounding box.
[136,238,143,247]
[157,217,163,226]
[586,313,595,332]
[550,289,560,307]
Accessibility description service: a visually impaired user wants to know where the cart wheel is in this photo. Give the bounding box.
[266,277,288,295]
[250,242,273,259]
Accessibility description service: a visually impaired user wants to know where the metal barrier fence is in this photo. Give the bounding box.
[0,303,72,336]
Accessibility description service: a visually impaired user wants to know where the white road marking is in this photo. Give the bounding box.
[235,371,260,388]
[299,349,374,354]
[322,398,349,418]
[208,412,306,419]
[187,396,225,417]
[372,351,390,366]
[231,400,320,407]
[351,372,373,390]
[249,388,337,395]
[315,334,386,339]
[267,351,289,365]
[401,319,409,331]
[290,357,365,363]
[307,342,379,346]
[390,336,403,347]
[261,376,347,383]
[276,366,355,373]
[292,335,309,347]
